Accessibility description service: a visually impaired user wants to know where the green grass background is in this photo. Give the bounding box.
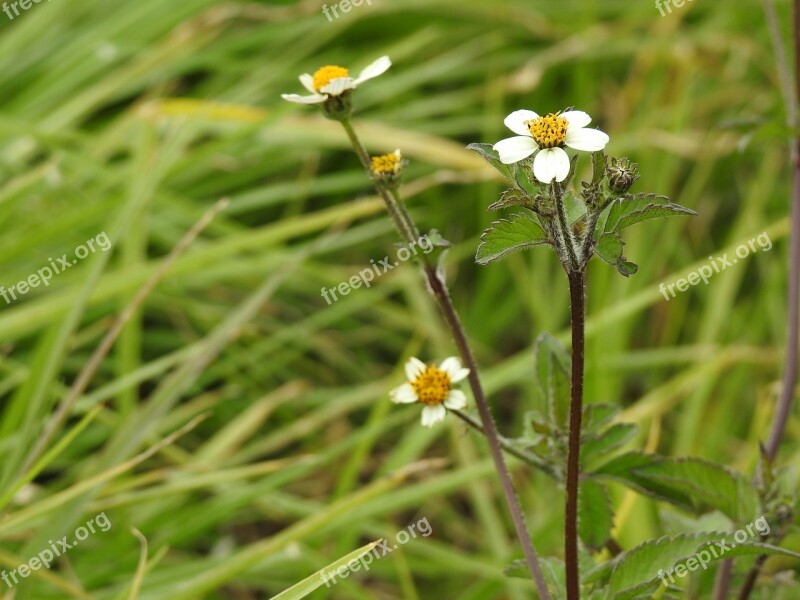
[0,0,797,597]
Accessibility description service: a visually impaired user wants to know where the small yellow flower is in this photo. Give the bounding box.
[390,357,470,427]
[281,56,392,105]
[370,149,404,181]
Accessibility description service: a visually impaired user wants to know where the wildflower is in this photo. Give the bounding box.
[280,56,392,105]
[493,110,609,183]
[390,357,470,427]
[370,149,404,185]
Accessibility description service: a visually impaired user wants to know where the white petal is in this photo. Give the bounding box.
[421,405,447,427]
[354,56,392,85]
[564,127,609,152]
[321,77,355,95]
[390,383,418,404]
[281,93,327,105]
[493,136,537,164]
[299,74,316,94]
[533,147,570,183]
[405,357,426,381]
[439,357,469,383]
[444,390,467,410]
[504,110,538,136]
[561,110,591,129]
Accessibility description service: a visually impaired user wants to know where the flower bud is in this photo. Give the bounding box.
[370,150,405,186]
[606,157,640,193]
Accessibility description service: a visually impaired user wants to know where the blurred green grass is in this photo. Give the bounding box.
[0,0,797,597]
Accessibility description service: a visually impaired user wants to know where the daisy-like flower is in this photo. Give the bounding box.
[493,110,609,183]
[370,149,404,184]
[281,56,392,105]
[390,357,470,427]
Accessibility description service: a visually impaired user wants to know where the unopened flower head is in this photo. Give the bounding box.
[606,156,640,193]
[281,56,392,105]
[493,109,609,183]
[390,357,469,427]
[370,149,404,185]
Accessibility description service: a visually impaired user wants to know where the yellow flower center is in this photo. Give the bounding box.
[526,113,569,148]
[370,152,401,176]
[411,366,452,406]
[312,65,349,92]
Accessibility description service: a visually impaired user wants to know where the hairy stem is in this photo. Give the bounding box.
[452,409,559,478]
[554,181,579,271]
[339,117,552,600]
[565,269,586,600]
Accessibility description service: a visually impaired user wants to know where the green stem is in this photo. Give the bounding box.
[338,117,552,600]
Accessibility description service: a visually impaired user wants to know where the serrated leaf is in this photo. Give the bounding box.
[476,213,551,265]
[583,404,621,433]
[591,453,759,524]
[594,233,624,264]
[506,556,566,598]
[467,143,515,182]
[513,160,544,196]
[590,150,607,187]
[489,188,533,211]
[533,333,570,430]
[582,423,638,469]
[602,193,696,234]
[584,531,800,600]
[579,480,614,551]
[593,234,638,278]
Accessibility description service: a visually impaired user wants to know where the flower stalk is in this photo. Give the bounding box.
[565,268,586,600]
[339,118,552,600]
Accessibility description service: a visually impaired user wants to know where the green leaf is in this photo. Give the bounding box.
[602,193,696,235]
[513,160,543,196]
[617,261,638,277]
[467,143,515,182]
[533,332,571,430]
[583,404,620,433]
[488,188,534,211]
[590,150,607,187]
[584,531,800,599]
[594,233,624,264]
[564,190,587,225]
[582,423,638,469]
[579,480,614,551]
[593,233,638,278]
[475,213,551,265]
[271,541,382,600]
[592,453,760,523]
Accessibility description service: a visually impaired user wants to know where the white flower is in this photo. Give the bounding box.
[493,110,609,183]
[390,356,470,427]
[281,56,392,105]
